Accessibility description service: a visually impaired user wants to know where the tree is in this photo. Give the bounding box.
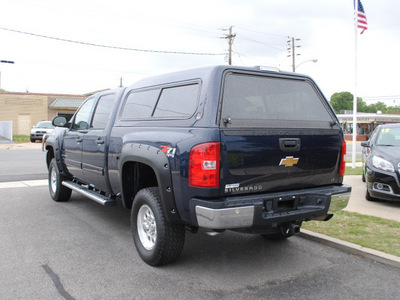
[329,91,400,114]
[366,101,387,113]
[386,106,400,114]
[329,92,367,114]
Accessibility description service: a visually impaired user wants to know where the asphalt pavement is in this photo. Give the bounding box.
[1,186,400,299]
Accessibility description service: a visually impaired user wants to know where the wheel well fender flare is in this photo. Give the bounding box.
[119,143,181,223]
[45,134,69,176]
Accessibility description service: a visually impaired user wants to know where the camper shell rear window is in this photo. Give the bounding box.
[220,72,335,128]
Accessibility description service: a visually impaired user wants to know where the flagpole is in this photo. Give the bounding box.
[352,0,358,169]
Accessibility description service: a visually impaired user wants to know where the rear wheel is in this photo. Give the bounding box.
[131,187,185,266]
[48,158,71,202]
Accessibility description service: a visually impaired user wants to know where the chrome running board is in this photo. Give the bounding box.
[62,181,116,207]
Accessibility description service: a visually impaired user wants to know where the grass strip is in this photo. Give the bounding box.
[12,135,30,143]
[345,166,362,175]
[303,210,400,257]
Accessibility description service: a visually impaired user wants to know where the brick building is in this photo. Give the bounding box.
[0,92,86,135]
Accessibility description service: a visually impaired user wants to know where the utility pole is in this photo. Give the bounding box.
[221,26,236,65]
[287,37,301,72]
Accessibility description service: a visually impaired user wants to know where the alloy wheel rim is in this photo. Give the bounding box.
[137,204,157,250]
[50,167,57,194]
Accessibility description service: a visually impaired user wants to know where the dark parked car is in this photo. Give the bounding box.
[362,123,400,201]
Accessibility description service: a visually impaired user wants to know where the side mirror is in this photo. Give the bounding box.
[361,141,370,148]
[52,116,68,127]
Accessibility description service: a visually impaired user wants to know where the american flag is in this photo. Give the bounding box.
[355,0,368,34]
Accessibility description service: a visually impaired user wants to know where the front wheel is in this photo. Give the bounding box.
[131,187,185,266]
[48,158,71,202]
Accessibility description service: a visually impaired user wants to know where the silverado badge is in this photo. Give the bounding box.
[279,156,299,167]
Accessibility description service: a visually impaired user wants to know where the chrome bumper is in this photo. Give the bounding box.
[195,205,254,229]
[195,187,351,230]
[329,192,351,212]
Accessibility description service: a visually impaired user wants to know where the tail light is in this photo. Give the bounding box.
[189,142,220,188]
[339,140,346,176]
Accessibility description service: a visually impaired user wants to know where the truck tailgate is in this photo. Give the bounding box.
[220,129,343,195]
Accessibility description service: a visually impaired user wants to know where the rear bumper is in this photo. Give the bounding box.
[191,184,351,230]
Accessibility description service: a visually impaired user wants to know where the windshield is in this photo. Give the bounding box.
[376,127,400,146]
[36,122,54,129]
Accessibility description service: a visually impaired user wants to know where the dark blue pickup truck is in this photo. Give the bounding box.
[44,65,351,266]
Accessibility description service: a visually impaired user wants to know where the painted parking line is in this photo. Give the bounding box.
[0,179,48,189]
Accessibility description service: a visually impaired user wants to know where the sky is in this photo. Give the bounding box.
[0,0,400,104]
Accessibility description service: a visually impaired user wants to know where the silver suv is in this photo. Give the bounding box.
[30,121,54,142]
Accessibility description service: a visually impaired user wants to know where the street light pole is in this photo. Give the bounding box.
[295,59,318,71]
[0,60,15,90]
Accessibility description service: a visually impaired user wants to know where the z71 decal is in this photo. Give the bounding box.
[160,145,176,158]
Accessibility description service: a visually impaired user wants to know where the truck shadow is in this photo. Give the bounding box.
[66,192,308,270]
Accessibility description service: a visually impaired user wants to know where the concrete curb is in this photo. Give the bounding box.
[299,229,400,269]
[0,179,48,189]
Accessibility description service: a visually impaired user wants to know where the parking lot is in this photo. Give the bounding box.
[1,185,400,299]
[1,145,400,299]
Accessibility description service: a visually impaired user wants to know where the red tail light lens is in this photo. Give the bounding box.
[339,140,346,176]
[189,142,220,188]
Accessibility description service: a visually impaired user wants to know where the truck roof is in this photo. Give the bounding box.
[127,65,308,90]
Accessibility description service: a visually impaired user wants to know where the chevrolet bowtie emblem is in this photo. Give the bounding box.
[279,156,299,167]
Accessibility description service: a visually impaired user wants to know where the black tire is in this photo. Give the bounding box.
[48,158,71,202]
[30,138,35,143]
[131,187,185,266]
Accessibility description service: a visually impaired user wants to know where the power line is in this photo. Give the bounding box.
[362,95,400,102]
[235,26,287,38]
[0,26,224,56]
[236,35,285,52]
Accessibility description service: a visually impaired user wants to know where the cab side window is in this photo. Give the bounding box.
[73,97,95,130]
[91,93,116,129]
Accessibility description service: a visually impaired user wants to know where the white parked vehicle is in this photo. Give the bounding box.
[30,121,54,142]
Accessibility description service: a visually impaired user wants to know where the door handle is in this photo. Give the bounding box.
[96,139,105,145]
[279,138,301,152]
[76,138,83,143]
